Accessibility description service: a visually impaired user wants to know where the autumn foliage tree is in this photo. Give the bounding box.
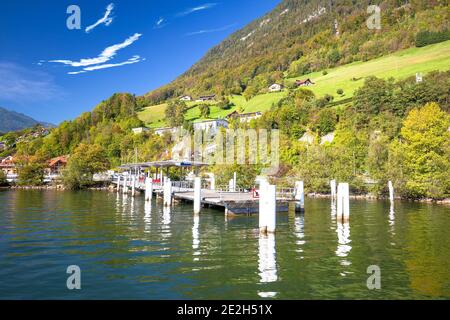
[63,143,110,189]
[396,103,450,199]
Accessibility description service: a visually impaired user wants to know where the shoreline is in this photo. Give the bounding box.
[1,185,449,205]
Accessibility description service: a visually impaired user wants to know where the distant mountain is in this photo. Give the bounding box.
[0,107,54,132]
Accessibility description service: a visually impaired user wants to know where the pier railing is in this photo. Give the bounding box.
[276,187,296,200]
[215,185,249,193]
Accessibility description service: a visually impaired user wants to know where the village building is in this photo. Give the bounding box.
[268,83,284,92]
[154,127,178,136]
[296,78,315,87]
[179,95,192,101]
[46,156,68,176]
[132,127,150,135]
[226,111,262,123]
[193,119,228,135]
[196,95,216,102]
[0,156,17,176]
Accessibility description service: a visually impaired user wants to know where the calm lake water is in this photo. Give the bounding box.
[0,189,449,300]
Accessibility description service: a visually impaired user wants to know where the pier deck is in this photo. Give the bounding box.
[115,180,295,215]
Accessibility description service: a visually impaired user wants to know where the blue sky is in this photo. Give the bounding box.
[0,0,280,124]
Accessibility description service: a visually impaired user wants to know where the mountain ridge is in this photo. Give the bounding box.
[0,106,54,133]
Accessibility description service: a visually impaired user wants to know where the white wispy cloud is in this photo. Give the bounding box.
[154,17,167,29]
[48,33,142,70]
[177,3,217,17]
[68,56,144,74]
[186,23,236,36]
[85,3,114,33]
[0,62,61,102]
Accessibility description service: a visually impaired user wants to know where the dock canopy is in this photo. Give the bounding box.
[118,160,209,170]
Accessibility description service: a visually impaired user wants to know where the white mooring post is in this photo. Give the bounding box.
[330,179,337,199]
[210,174,216,191]
[337,183,342,219]
[294,181,305,212]
[122,175,128,194]
[388,181,394,202]
[337,183,350,221]
[145,177,153,201]
[343,183,350,221]
[117,175,121,193]
[163,178,172,207]
[259,181,276,234]
[131,176,136,197]
[259,179,268,233]
[229,179,235,192]
[266,184,277,233]
[194,177,201,214]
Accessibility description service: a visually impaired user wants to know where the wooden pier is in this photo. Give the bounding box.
[114,179,295,215]
[115,160,299,215]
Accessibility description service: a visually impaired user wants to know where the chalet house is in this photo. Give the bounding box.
[179,95,193,101]
[0,156,17,176]
[196,95,216,102]
[269,83,283,92]
[154,127,178,136]
[295,79,315,87]
[193,119,228,135]
[226,111,262,123]
[46,156,68,176]
[132,127,149,135]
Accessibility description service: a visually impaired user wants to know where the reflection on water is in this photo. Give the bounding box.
[144,201,152,233]
[293,215,305,258]
[0,190,449,299]
[389,203,395,227]
[258,233,277,283]
[336,221,352,274]
[192,214,200,261]
[162,206,171,225]
[331,200,337,217]
[258,232,278,298]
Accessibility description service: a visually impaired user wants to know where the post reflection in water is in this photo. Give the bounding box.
[294,215,305,258]
[257,232,278,298]
[389,203,395,227]
[162,206,171,225]
[122,192,128,210]
[336,221,352,275]
[331,199,337,218]
[129,197,135,216]
[192,214,200,262]
[144,201,152,233]
[388,202,396,245]
[116,192,121,212]
[160,206,172,243]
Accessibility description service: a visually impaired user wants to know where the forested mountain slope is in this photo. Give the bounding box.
[144,0,449,104]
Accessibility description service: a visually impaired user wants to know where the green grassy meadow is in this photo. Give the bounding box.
[286,40,450,102]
